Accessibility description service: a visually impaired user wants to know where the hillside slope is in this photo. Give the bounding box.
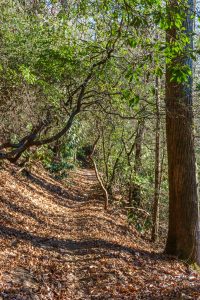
[0,163,199,299]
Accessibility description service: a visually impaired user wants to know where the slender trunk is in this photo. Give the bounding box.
[134,119,145,175]
[90,135,109,210]
[102,128,109,184]
[108,147,124,193]
[52,141,61,164]
[131,119,145,207]
[151,77,161,242]
[165,0,200,264]
[92,159,109,210]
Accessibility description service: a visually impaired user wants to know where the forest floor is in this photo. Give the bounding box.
[0,163,200,300]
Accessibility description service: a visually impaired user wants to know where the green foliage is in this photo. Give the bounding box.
[0,0,196,238]
[47,161,74,180]
[170,65,192,84]
[129,95,140,108]
[127,210,151,233]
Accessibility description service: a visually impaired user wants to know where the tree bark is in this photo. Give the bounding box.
[165,0,200,264]
[131,119,145,207]
[151,77,161,242]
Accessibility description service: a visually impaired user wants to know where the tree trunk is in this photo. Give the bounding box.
[52,141,61,164]
[151,77,161,242]
[165,0,200,264]
[130,119,145,207]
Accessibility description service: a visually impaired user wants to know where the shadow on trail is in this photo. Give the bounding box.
[26,173,81,201]
[1,168,196,300]
[0,195,45,225]
[0,224,167,263]
[25,172,104,210]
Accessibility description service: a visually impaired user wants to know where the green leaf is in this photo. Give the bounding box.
[19,65,37,84]
[129,95,140,107]
[170,65,192,84]
[155,66,163,77]
[127,38,137,48]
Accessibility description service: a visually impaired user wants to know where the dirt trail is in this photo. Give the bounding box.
[0,165,199,299]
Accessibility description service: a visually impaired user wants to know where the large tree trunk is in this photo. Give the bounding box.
[165,0,200,264]
[151,77,161,242]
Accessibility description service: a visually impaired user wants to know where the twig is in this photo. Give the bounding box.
[125,207,150,216]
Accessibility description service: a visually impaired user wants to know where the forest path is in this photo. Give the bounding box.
[0,165,200,299]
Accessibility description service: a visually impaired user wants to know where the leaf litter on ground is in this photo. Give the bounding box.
[0,162,199,299]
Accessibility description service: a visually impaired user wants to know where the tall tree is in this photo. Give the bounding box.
[151,76,161,242]
[165,0,200,264]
